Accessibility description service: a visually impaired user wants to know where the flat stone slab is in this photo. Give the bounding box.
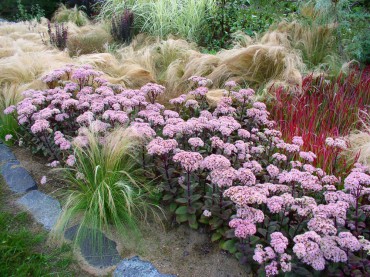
[1,160,37,193]
[0,143,16,163]
[17,190,61,230]
[65,225,121,268]
[114,256,176,277]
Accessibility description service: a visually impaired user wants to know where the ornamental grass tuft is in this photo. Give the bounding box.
[51,127,157,249]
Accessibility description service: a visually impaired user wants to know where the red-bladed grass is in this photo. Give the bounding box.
[269,66,370,177]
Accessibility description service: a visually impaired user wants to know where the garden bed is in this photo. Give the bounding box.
[0,1,369,276]
[6,145,246,276]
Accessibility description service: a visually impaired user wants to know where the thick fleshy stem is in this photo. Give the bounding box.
[42,133,61,161]
[355,196,359,235]
[219,189,223,214]
[212,183,216,206]
[163,154,172,190]
[142,145,146,169]
[187,171,192,207]
[292,216,306,238]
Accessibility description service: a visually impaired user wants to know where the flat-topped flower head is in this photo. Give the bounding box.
[225,80,237,89]
[188,76,212,87]
[236,207,264,223]
[188,137,204,148]
[344,171,370,196]
[40,176,47,185]
[224,186,269,206]
[163,110,179,119]
[201,154,231,170]
[232,88,254,103]
[292,136,304,146]
[141,83,165,103]
[208,167,237,188]
[31,119,50,133]
[185,99,199,109]
[299,151,317,163]
[267,164,280,178]
[5,134,12,141]
[173,151,203,172]
[169,94,187,106]
[90,120,110,133]
[237,168,256,186]
[229,218,257,238]
[325,137,347,150]
[130,122,156,139]
[147,137,178,156]
[4,105,16,115]
[72,66,102,82]
[66,155,76,166]
[76,111,94,124]
[307,216,337,236]
[243,160,263,174]
[189,86,208,97]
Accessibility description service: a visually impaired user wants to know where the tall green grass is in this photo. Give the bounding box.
[0,84,22,143]
[0,182,76,276]
[52,127,159,249]
[98,0,216,43]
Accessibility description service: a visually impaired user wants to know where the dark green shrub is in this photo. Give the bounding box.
[0,0,64,20]
[14,0,45,22]
[202,0,298,50]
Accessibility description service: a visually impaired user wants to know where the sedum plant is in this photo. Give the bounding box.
[4,65,160,250]
[4,66,370,276]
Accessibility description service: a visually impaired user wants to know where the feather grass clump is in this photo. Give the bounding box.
[346,113,370,166]
[51,127,159,249]
[52,4,89,27]
[67,24,112,56]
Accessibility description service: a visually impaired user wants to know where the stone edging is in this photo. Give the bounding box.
[0,141,175,276]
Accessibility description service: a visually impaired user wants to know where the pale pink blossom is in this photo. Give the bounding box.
[173,151,203,172]
[40,176,47,185]
[201,154,231,170]
[5,134,12,141]
[66,155,76,167]
[188,137,204,148]
[147,137,178,156]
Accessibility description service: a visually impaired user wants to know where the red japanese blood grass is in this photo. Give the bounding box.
[269,67,370,177]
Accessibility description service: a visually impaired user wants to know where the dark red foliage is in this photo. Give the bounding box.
[111,9,134,44]
[269,67,370,176]
[47,21,68,50]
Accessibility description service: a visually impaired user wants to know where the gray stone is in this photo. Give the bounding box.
[65,225,121,268]
[1,160,37,193]
[17,190,61,230]
[114,256,176,277]
[0,143,16,163]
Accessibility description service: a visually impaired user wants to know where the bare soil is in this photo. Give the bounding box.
[10,146,247,277]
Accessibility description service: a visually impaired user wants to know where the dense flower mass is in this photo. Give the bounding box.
[6,68,369,277]
[147,137,178,156]
[173,151,203,172]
